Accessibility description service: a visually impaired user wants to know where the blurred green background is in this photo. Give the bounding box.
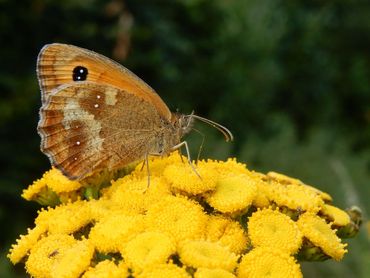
[0,0,369,277]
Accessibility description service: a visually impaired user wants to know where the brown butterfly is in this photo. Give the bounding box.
[37,43,233,180]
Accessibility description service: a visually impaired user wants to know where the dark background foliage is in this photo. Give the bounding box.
[0,0,369,277]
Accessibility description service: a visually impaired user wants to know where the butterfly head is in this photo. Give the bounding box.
[171,112,233,142]
[171,112,195,139]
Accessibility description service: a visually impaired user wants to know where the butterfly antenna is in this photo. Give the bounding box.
[191,127,205,162]
[189,115,233,142]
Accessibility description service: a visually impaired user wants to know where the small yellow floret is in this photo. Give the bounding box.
[266,171,303,185]
[252,180,271,208]
[138,263,190,278]
[89,214,145,253]
[321,204,351,226]
[198,158,249,177]
[132,151,185,179]
[51,239,94,278]
[178,240,238,271]
[123,231,176,271]
[266,182,324,212]
[297,213,347,260]
[238,247,302,278]
[164,163,217,195]
[248,208,302,254]
[266,171,332,203]
[206,175,257,213]
[35,201,92,235]
[8,225,46,264]
[205,215,249,254]
[195,268,236,278]
[25,234,77,278]
[145,195,207,243]
[82,260,128,278]
[22,168,82,201]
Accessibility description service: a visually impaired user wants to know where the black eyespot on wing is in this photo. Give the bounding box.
[72,66,88,81]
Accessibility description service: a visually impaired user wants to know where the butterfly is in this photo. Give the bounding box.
[37,43,233,180]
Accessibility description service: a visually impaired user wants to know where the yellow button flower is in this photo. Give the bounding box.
[297,212,347,260]
[89,214,145,253]
[198,158,250,177]
[195,268,236,278]
[178,240,239,271]
[123,231,176,271]
[8,225,46,264]
[35,200,92,235]
[238,247,302,278]
[164,163,218,195]
[51,238,94,278]
[267,182,324,212]
[82,260,128,278]
[205,215,249,254]
[132,151,185,179]
[247,208,302,254]
[22,167,82,204]
[145,195,208,244]
[138,263,190,278]
[320,204,351,227]
[206,175,257,213]
[25,234,77,278]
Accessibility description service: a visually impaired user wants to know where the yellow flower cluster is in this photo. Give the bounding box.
[8,152,360,277]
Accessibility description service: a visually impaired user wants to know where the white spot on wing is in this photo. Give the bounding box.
[105,88,118,105]
[63,99,103,156]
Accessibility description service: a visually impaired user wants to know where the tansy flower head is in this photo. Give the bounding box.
[266,171,303,185]
[194,268,236,278]
[89,214,146,253]
[138,263,190,278]
[51,238,94,278]
[82,260,128,278]
[238,247,302,278]
[205,175,257,214]
[252,180,271,208]
[35,200,92,235]
[265,181,324,213]
[266,171,333,203]
[178,240,239,271]
[198,157,249,177]
[164,163,218,195]
[8,225,47,264]
[103,175,172,215]
[205,215,249,254]
[25,234,77,278]
[320,204,351,227]
[145,195,208,244]
[297,212,347,261]
[247,208,302,254]
[132,151,185,180]
[122,231,176,272]
[22,168,82,205]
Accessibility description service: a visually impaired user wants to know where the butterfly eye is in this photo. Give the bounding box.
[72,66,88,81]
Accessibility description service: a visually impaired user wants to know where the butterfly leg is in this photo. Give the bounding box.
[144,153,150,187]
[142,152,163,187]
[171,141,201,179]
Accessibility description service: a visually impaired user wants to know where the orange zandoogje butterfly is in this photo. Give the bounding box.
[37,43,233,180]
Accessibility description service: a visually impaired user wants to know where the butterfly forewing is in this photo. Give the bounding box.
[38,82,165,180]
[37,43,171,120]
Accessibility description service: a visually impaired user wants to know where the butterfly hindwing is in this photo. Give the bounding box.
[38,82,164,179]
